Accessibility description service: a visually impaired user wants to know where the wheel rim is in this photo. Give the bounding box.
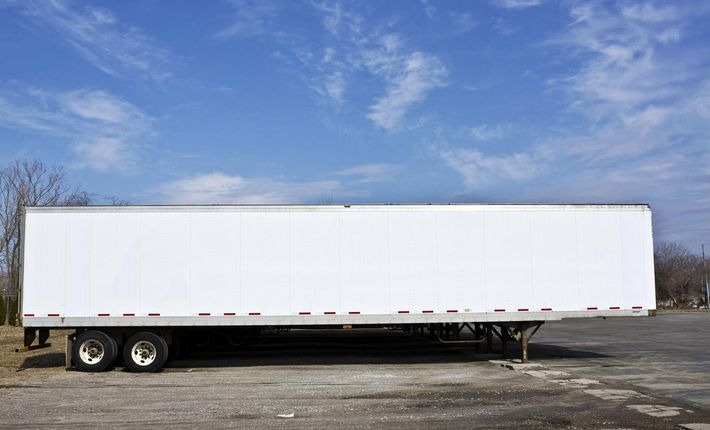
[78,339,105,364]
[131,340,157,366]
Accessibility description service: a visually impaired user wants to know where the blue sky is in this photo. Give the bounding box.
[0,0,708,248]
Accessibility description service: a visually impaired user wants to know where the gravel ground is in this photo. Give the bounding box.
[0,314,709,429]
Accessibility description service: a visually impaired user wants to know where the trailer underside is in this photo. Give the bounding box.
[18,312,654,372]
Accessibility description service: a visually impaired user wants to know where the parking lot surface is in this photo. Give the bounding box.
[0,312,709,429]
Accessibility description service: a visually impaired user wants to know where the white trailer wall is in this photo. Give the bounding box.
[20,205,656,327]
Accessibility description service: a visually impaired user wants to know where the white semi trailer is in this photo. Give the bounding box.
[19,204,656,372]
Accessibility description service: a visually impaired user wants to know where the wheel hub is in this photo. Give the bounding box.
[78,339,104,364]
[131,341,157,366]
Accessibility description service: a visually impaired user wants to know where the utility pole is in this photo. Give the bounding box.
[703,244,709,310]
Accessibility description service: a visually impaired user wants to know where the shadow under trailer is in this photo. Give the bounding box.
[18,204,656,372]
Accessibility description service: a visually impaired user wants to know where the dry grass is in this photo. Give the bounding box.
[0,325,71,383]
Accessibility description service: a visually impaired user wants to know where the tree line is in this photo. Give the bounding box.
[0,158,707,324]
[654,242,708,308]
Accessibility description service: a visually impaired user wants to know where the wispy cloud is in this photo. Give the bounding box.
[16,0,173,81]
[0,86,153,171]
[469,123,508,141]
[155,161,407,204]
[438,146,540,190]
[156,171,341,204]
[490,0,542,10]
[334,163,400,184]
[215,0,279,39]
[218,1,448,130]
[366,48,447,130]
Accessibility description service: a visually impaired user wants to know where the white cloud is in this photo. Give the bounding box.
[552,2,689,118]
[0,86,153,172]
[17,0,172,81]
[73,137,132,172]
[490,0,542,10]
[156,172,341,204]
[216,0,279,39]
[621,4,678,22]
[366,49,447,130]
[217,2,447,130]
[438,147,539,190]
[60,90,150,127]
[334,163,400,184]
[469,124,507,141]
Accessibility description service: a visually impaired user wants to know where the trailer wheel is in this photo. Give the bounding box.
[73,330,116,372]
[123,332,168,372]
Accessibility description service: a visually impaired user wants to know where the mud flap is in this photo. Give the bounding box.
[65,334,74,370]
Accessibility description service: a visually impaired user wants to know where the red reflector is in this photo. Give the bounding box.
[398,310,409,314]
[299,312,311,315]
[48,313,60,317]
[198,313,210,316]
[518,308,529,312]
[123,313,135,317]
[348,311,360,315]
[422,310,434,313]
[324,311,336,315]
[148,313,160,316]
[587,307,598,310]
[494,309,505,312]
[98,313,110,317]
[609,306,620,310]
[632,306,643,309]
[446,310,458,313]
[249,312,260,316]
[23,313,34,317]
[541,308,552,311]
[223,312,236,316]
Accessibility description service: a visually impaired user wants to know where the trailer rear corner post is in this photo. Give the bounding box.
[15,327,51,353]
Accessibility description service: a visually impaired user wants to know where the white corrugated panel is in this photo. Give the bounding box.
[20,204,656,326]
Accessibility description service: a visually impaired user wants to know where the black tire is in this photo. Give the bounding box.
[123,332,168,373]
[108,336,119,363]
[72,330,117,372]
[164,334,181,366]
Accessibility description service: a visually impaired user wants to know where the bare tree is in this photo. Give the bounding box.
[0,160,90,299]
[654,242,704,308]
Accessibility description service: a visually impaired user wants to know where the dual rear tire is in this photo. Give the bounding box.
[72,330,169,373]
[73,330,118,372]
[123,332,169,373]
